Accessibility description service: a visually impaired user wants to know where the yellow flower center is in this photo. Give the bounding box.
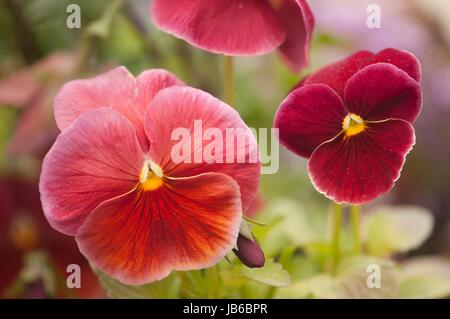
[342,113,366,137]
[9,214,39,252]
[139,160,164,191]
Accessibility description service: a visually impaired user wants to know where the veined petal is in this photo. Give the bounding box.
[144,86,260,211]
[54,67,182,150]
[76,172,242,285]
[308,119,415,204]
[303,51,374,97]
[275,0,315,72]
[136,68,185,111]
[370,48,421,83]
[54,67,139,131]
[344,63,422,123]
[151,0,286,56]
[274,84,347,158]
[40,108,143,235]
[303,49,421,97]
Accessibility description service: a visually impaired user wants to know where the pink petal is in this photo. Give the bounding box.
[344,63,422,123]
[144,86,260,211]
[76,172,242,285]
[54,67,139,129]
[0,70,39,108]
[7,93,58,157]
[275,0,315,72]
[0,52,76,108]
[303,48,421,97]
[274,84,347,158]
[136,68,185,110]
[54,67,182,149]
[151,0,286,56]
[40,108,143,235]
[308,119,415,204]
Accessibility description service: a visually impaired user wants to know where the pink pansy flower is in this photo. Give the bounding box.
[274,48,422,204]
[40,67,260,284]
[151,0,315,72]
[0,52,77,156]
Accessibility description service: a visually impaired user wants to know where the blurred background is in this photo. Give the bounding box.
[0,0,449,298]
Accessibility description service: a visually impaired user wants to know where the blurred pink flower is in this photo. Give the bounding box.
[0,52,77,157]
[151,0,315,72]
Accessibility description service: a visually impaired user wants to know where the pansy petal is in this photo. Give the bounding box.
[303,51,374,96]
[136,68,184,112]
[40,108,143,236]
[274,84,347,158]
[344,63,422,123]
[308,119,415,204]
[76,172,242,285]
[370,48,421,83]
[54,67,139,131]
[145,86,260,211]
[0,71,38,107]
[151,0,286,56]
[303,49,421,97]
[275,0,315,72]
[7,93,58,157]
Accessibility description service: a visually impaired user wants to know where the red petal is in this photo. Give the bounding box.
[144,86,260,211]
[303,48,421,97]
[54,67,182,150]
[76,173,242,285]
[308,119,415,204]
[40,108,143,235]
[371,48,421,83]
[276,0,315,72]
[344,63,422,123]
[151,0,286,56]
[274,84,347,158]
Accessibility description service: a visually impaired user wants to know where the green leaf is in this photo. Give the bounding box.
[233,260,291,287]
[335,256,399,299]
[275,274,337,298]
[276,256,398,299]
[398,256,450,299]
[243,215,267,227]
[96,270,182,299]
[254,198,321,256]
[364,205,433,256]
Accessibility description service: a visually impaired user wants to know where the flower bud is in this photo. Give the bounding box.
[233,234,265,268]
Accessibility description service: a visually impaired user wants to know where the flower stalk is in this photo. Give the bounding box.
[331,202,342,274]
[350,205,362,255]
[225,55,235,106]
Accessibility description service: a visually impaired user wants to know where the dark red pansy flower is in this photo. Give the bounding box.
[151,0,315,72]
[40,67,260,284]
[274,49,422,204]
[0,177,101,298]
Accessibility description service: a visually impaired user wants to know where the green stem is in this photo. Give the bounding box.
[350,205,362,255]
[331,202,342,274]
[224,55,235,106]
